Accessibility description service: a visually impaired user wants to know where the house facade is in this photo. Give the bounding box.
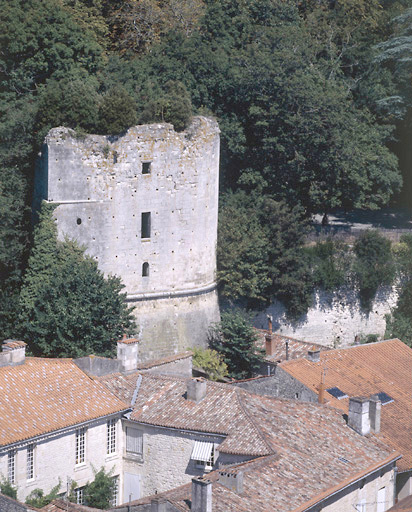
[0,341,129,504]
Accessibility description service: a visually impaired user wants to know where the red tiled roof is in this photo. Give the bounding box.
[0,358,129,446]
[136,351,192,370]
[255,330,329,363]
[98,373,271,456]
[41,500,101,512]
[279,339,412,471]
[116,392,399,512]
[388,495,412,512]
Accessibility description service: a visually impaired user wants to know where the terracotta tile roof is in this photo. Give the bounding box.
[388,495,412,512]
[0,358,129,446]
[98,373,272,457]
[41,500,101,512]
[279,338,412,471]
[255,329,329,363]
[116,394,399,512]
[135,351,193,370]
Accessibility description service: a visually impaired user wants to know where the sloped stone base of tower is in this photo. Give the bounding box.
[129,288,220,361]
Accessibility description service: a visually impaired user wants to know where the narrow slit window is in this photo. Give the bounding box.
[142,162,151,174]
[142,262,149,277]
[141,212,151,239]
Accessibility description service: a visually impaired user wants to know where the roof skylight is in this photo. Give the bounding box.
[377,392,394,405]
[326,387,348,400]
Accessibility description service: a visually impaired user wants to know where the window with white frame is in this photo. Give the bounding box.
[75,427,86,464]
[110,476,119,506]
[75,486,85,505]
[27,444,34,480]
[191,441,215,471]
[126,427,143,456]
[8,449,16,483]
[107,419,117,454]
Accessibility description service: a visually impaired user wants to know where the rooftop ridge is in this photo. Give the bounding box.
[234,389,274,456]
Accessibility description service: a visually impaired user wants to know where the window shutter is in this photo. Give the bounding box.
[126,427,143,454]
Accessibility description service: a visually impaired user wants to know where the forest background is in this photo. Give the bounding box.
[1,0,412,356]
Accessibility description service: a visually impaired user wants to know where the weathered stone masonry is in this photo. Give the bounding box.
[34,117,220,360]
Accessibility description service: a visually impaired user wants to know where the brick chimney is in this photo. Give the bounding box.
[192,477,212,512]
[307,347,320,362]
[265,333,275,357]
[0,340,26,367]
[116,335,139,372]
[218,470,243,493]
[348,397,370,436]
[187,378,207,402]
[151,497,167,512]
[318,380,325,404]
[369,394,381,434]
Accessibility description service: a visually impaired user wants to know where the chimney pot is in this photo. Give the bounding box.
[187,378,207,402]
[151,497,167,512]
[116,337,139,372]
[267,315,273,334]
[318,380,325,404]
[265,334,275,357]
[369,394,381,434]
[191,477,212,512]
[348,396,370,436]
[218,470,243,494]
[0,340,26,367]
[307,347,320,362]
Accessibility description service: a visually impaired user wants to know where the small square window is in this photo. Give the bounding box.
[142,162,151,174]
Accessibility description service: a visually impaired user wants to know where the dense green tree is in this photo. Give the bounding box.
[140,80,193,131]
[386,280,412,346]
[208,310,264,380]
[306,240,348,291]
[0,477,17,499]
[0,0,103,95]
[98,85,138,134]
[386,234,412,346]
[84,467,115,509]
[217,191,312,317]
[18,204,136,357]
[192,347,228,381]
[353,230,395,310]
[217,191,271,304]
[25,482,61,508]
[35,73,100,143]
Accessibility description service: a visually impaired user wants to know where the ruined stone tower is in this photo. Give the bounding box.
[34,116,220,360]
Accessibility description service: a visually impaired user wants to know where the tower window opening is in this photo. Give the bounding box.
[142,262,149,277]
[142,162,151,174]
[113,151,118,164]
[141,212,151,239]
[77,218,82,225]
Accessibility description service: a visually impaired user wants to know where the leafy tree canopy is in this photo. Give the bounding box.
[353,230,396,310]
[192,347,228,381]
[217,191,312,317]
[25,481,61,508]
[208,310,264,380]
[18,203,136,357]
[0,477,17,499]
[84,467,115,509]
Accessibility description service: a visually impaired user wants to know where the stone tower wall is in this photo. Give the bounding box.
[35,117,220,359]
